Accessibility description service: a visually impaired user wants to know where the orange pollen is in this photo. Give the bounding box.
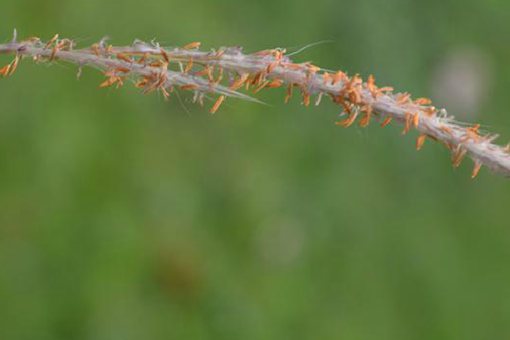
[471,161,482,179]
[183,42,201,50]
[180,84,199,91]
[336,111,358,128]
[416,134,427,151]
[210,95,226,114]
[415,97,432,105]
[380,116,392,127]
[412,113,420,128]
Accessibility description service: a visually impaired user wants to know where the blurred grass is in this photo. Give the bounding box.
[1,0,510,339]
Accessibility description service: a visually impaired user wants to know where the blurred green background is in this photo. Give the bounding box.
[1,0,510,339]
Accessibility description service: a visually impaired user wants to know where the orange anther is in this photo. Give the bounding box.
[416,134,427,151]
[210,95,225,114]
[183,42,201,50]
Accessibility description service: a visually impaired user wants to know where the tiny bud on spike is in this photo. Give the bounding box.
[463,124,481,142]
[367,75,378,98]
[396,93,411,105]
[359,106,372,128]
[307,64,321,74]
[380,116,392,128]
[8,56,20,76]
[195,65,210,78]
[230,73,249,91]
[184,58,194,73]
[0,64,11,77]
[402,112,412,135]
[267,79,283,88]
[115,67,131,73]
[284,84,293,104]
[251,72,264,86]
[376,87,394,97]
[424,107,437,117]
[378,87,394,93]
[302,92,311,107]
[336,111,358,128]
[415,97,432,105]
[214,67,224,84]
[266,61,279,74]
[44,34,59,49]
[160,49,170,63]
[116,53,133,63]
[91,44,100,56]
[99,78,116,88]
[367,74,375,87]
[359,112,371,127]
[331,71,346,85]
[210,95,225,114]
[253,80,269,93]
[180,84,199,91]
[135,79,148,88]
[49,46,59,61]
[183,42,201,50]
[471,161,482,179]
[439,125,453,135]
[416,134,427,151]
[138,53,149,64]
[452,146,467,168]
[412,113,419,128]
